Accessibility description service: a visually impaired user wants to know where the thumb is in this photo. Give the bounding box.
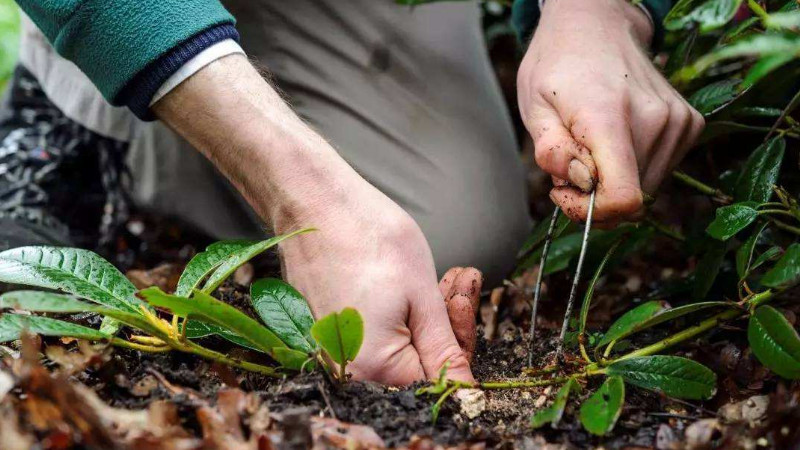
[409,284,475,383]
[438,267,482,363]
[527,103,597,192]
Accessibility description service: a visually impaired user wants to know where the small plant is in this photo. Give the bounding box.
[0,228,363,380]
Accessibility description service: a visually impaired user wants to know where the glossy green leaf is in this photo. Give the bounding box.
[692,241,727,299]
[531,378,581,428]
[607,356,717,400]
[0,314,109,342]
[665,27,698,75]
[579,376,624,436]
[0,246,142,313]
[736,222,769,279]
[751,246,783,272]
[601,302,731,348]
[310,308,364,366]
[761,243,800,288]
[748,305,800,379]
[734,106,783,118]
[666,0,743,32]
[251,278,315,353]
[688,79,741,115]
[705,202,759,240]
[139,287,287,355]
[175,241,256,296]
[517,212,572,258]
[664,0,706,29]
[597,301,667,347]
[720,16,760,44]
[201,228,314,293]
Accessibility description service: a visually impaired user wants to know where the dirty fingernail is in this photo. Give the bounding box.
[568,160,594,193]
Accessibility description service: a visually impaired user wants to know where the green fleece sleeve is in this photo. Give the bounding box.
[15,0,235,103]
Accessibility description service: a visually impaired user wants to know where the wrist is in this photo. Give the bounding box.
[539,0,653,47]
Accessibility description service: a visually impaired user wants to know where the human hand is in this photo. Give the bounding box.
[517,0,705,226]
[277,192,483,385]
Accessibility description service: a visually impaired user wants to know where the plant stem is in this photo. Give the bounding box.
[646,217,686,242]
[480,372,601,390]
[766,88,800,141]
[769,217,800,235]
[182,340,280,376]
[747,0,770,21]
[598,290,772,366]
[671,171,732,203]
[110,338,171,353]
[759,209,797,219]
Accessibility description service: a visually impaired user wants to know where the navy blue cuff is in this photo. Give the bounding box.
[116,24,240,121]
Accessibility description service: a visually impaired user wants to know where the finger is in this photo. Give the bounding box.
[557,109,643,222]
[641,99,692,193]
[441,268,482,363]
[526,101,597,192]
[409,288,475,383]
[629,92,669,171]
[438,267,464,298]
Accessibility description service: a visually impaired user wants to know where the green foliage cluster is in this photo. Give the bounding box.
[0,229,363,381]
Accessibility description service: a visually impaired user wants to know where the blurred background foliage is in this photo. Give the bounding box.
[0,0,19,93]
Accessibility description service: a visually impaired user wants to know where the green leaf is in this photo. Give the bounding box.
[175,241,257,296]
[0,290,101,313]
[692,241,728,299]
[748,305,800,379]
[517,212,572,258]
[742,52,797,88]
[310,308,364,366]
[688,79,741,115]
[251,278,315,353]
[764,10,800,29]
[761,243,800,288]
[201,229,314,293]
[736,222,769,279]
[0,247,142,313]
[516,232,583,276]
[666,0,743,32]
[272,347,315,371]
[579,376,624,436]
[705,202,759,240]
[597,301,668,347]
[600,302,731,348]
[751,246,783,272]
[139,287,287,355]
[0,314,109,342]
[579,238,624,337]
[99,317,122,335]
[531,378,581,429]
[677,33,800,81]
[665,27,698,75]
[734,106,783,118]
[607,356,717,400]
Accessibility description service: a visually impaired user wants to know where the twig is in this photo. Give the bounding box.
[527,207,560,367]
[318,382,338,420]
[671,171,732,203]
[555,191,596,361]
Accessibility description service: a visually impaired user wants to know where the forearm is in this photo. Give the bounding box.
[152,54,363,233]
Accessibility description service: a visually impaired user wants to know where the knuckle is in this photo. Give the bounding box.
[642,100,670,129]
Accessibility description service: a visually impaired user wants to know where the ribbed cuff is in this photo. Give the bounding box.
[116,24,240,121]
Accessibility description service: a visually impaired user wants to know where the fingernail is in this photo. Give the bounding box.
[568,160,594,193]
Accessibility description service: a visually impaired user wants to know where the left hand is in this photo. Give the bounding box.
[517,0,705,226]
